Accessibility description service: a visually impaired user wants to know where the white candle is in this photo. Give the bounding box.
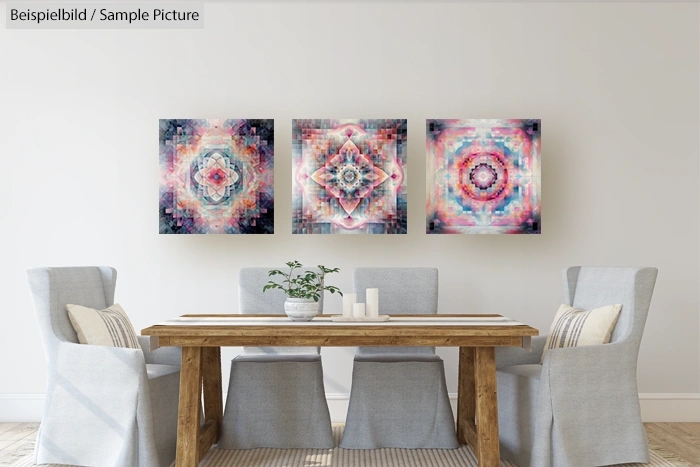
[366,288,379,318]
[353,303,366,319]
[343,293,357,318]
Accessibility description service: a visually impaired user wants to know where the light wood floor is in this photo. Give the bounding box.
[0,422,698,467]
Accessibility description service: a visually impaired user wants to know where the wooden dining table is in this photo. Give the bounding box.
[141,314,538,467]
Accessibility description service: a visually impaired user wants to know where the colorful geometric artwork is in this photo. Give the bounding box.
[426,119,541,234]
[159,119,274,234]
[293,119,407,234]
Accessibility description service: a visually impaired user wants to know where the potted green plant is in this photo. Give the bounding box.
[263,261,342,321]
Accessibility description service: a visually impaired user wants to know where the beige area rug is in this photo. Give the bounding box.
[10,425,691,467]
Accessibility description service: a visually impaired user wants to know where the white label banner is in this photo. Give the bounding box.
[6,3,204,29]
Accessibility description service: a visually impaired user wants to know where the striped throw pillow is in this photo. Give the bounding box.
[66,303,140,349]
[541,303,622,363]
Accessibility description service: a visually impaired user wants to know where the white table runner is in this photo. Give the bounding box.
[156,316,527,327]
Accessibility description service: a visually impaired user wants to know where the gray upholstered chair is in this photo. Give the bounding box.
[26,267,181,467]
[340,267,459,449]
[495,266,658,467]
[218,267,334,449]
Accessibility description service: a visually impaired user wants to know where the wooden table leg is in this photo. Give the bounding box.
[458,346,500,466]
[199,347,223,460]
[176,346,203,467]
[457,347,476,447]
[474,346,500,467]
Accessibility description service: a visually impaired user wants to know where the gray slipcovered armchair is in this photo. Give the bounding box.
[217,267,334,449]
[340,267,459,449]
[495,266,658,467]
[26,267,181,467]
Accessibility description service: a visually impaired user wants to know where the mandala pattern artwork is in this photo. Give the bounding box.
[159,119,274,234]
[426,119,541,234]
[293,119,407,234]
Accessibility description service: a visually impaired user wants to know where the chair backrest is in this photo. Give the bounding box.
[353,267,438,356]
[353,267,438,315]
[26,267,117,357]
[563,266,657,348]
[238,267,323,355]
[239,267,324,314]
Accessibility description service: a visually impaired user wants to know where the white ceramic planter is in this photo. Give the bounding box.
[284,297,319,322]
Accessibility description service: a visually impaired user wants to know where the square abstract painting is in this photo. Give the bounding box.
[426,119,541,234]
[293,119,407,234]
[159,119,274,234]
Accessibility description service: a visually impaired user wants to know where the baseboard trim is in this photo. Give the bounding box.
[639,393,700,400]
[0,394,45,422]
[327,393,700,423]
[637,393,700,422]
[2,392,699,423]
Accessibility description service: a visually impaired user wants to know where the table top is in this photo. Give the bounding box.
[142,314,539,341]
[150,314,527,327]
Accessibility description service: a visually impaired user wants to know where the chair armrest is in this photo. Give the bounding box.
[543,340,636,387]
[41,342,151,466]
[496,335,547,369]
[138,336,182,367]
[57,340,146,372]
[50,341,147,415]
[538,340,643,453]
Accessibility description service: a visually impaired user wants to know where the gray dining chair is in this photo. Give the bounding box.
[340,267,459,449]
[495,266,658,467]
[217,267,334,449]
[26,267,181,467]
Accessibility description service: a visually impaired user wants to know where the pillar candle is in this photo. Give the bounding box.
[353,303,366,319]
[342,293,357,318]
[366,288,379,318]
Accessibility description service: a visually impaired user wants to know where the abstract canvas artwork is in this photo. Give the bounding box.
[159,119,274,234]
[293,119,407,234]
[426,119,541,234]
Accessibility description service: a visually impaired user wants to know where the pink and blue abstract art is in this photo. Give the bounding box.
[159,119,274,234]
[426,119,541,234]
[293,119,407,234]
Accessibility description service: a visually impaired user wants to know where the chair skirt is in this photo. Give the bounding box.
[218,354,334,449]
[340,355,459,449]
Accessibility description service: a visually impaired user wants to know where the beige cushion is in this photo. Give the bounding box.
[66,303,140,349]
[541,303,622,363]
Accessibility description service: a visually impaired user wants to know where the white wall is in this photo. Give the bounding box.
[0,2,698,421]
